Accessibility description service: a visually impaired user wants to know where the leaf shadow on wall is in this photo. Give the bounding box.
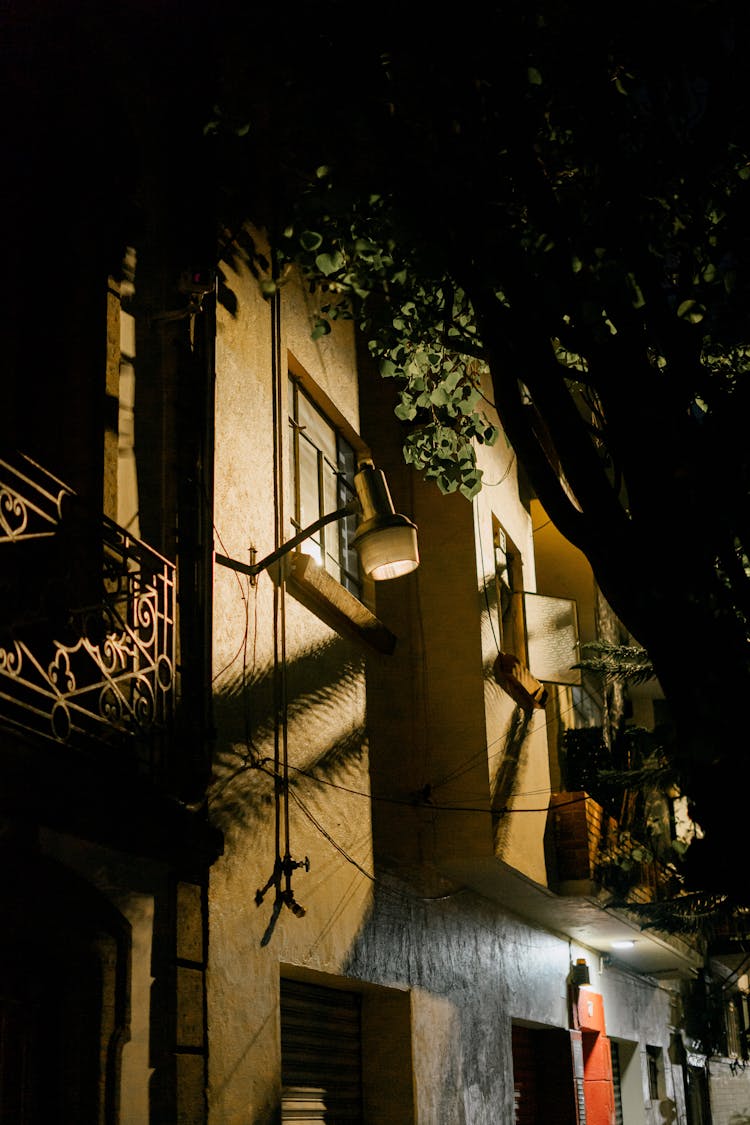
[210,632,368,830]
[209,630,370,942]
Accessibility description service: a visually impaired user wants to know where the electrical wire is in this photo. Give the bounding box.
[285,781,470,904]
[428,685,589,794]
[217,678,594,818]
[477,451,517,489]
[720,949,750,993]
[532,518,553,535]
[210,513,252,684]
[258,758,591,816]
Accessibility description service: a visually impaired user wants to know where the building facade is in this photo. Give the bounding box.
[203,239,742,1124]
[4,8,750,1119]
[4,213,750,1125]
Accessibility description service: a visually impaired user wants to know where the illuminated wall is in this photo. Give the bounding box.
[206,239,690,1124]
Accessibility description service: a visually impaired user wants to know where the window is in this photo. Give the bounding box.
[281,978,363,1123]
[288,376,360,596]
[646,1045,664,1100]
[493,520,526,659]
[280,972,415,1122]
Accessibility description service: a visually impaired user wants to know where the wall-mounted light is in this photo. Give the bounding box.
[214,461,419,584]
[570,958,591,987]
[612,940,636,950]
[351,462,419,580]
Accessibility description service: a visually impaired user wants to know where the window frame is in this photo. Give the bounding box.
[646,1044,664,1100]
[287,371,363,597]
[493,518,527,660]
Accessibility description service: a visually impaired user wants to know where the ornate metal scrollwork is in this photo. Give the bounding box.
[0,454,72,543]
[1,458,176,765]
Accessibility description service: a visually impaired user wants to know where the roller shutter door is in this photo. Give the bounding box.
[610,1041,624,1125]
[512,1023,578,1124]
[280,978,363,1123]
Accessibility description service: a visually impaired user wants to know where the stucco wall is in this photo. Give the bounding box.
[708,1059,750,1125]
[207,247,689,1123]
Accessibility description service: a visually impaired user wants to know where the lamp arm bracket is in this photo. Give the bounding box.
[215,499,359,580]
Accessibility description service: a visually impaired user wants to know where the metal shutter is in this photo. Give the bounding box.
[512,1024,539,1124]
[280,978,363,1123]
[512,1023,578,1124]
[610,1041,624,1125]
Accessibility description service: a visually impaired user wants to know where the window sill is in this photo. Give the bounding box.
[284,553,396,654]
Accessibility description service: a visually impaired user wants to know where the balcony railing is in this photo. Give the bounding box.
[1,455,175,773]
[549,791,678,906]
[0,452,72,544]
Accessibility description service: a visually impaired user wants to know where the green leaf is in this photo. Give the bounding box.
[315,251,345,276]
[676,299,705,324]
[394,401,417,421]
[311,319,331,340]
[460,476,483,500]
[527,66,543,85]
[300,231,323,251]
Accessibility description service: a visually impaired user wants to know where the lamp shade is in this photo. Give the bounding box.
[352,464,419,581]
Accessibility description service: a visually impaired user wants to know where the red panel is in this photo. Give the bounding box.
[577,989,607,1033]
[583,1034,613,1083]
[583,1077,615,1125]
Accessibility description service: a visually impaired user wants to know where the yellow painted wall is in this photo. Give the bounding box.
[473,377,551,885]
[205,244,675,1123]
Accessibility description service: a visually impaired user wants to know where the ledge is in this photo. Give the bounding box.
[285,553,397,654]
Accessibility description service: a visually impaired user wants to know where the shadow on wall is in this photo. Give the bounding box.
[490,701,532,850]
[480,579,536,850]
[343,863,567,1125]
[209,631,367,832]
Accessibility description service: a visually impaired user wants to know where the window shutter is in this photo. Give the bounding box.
[281,979,363,1123]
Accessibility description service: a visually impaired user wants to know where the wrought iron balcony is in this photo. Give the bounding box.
[1,454,175,773]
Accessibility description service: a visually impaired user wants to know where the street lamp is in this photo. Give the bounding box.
[215,461,419,583]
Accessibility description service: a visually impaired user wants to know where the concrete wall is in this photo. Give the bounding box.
[708,1059,750,1125]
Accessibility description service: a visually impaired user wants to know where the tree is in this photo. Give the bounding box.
[7,1,748,898]
[209,0,750,899]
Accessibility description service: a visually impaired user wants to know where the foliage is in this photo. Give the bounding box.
[276,181,499,499]
[204,0,750,899]
[614,891,730,937]
[574,642,656,687]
